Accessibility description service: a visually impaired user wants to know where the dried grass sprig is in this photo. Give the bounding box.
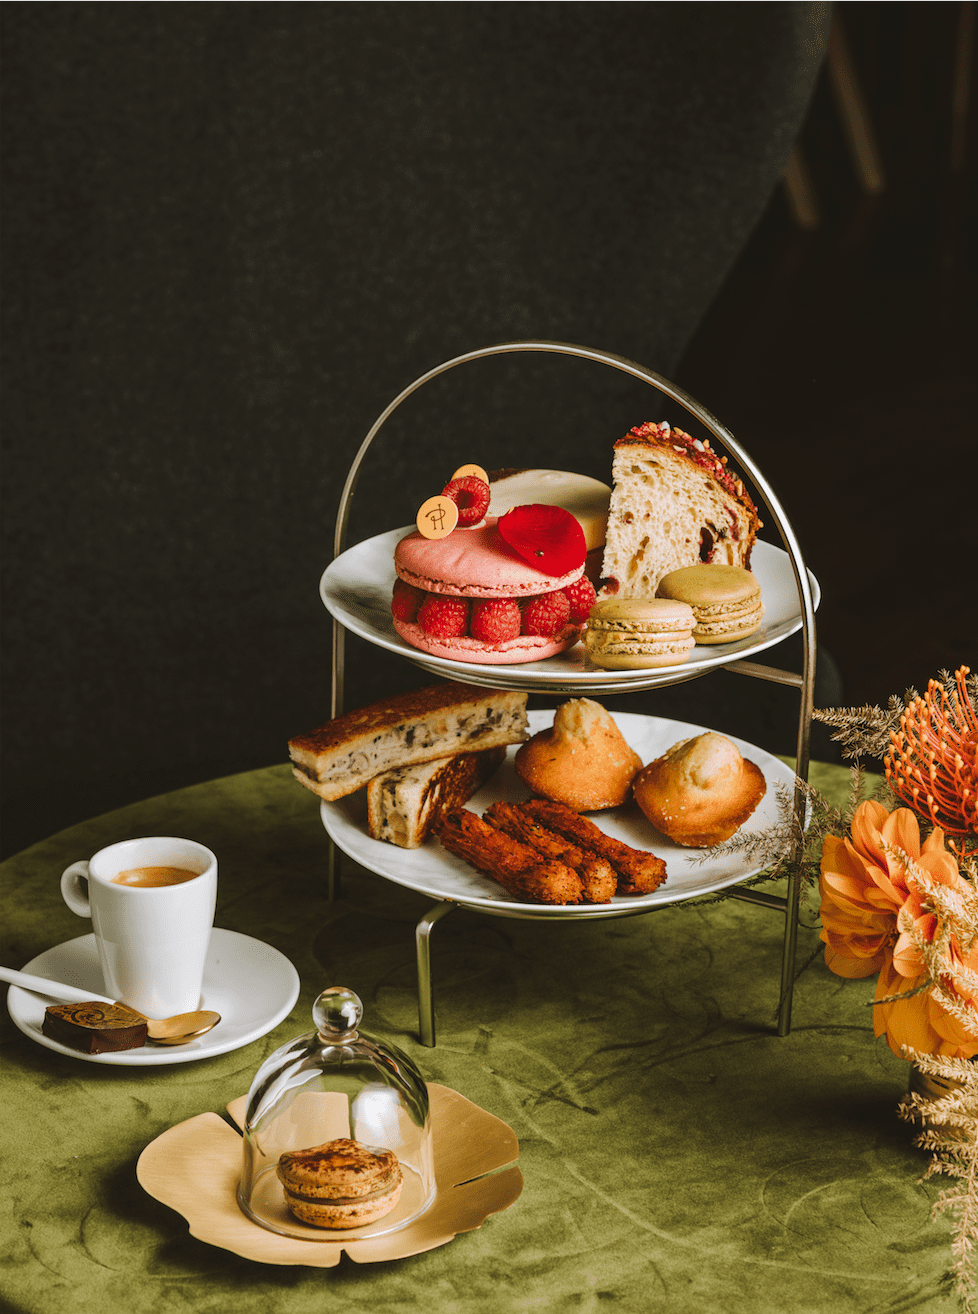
[692,768,882,914]
[858,843,978,1056]
[870,978,934,1007]
[890,843,978,961]
[754,669,978,1309]
[686,778,805,870]
[898,1048,978,1313]
[814,691,917,761]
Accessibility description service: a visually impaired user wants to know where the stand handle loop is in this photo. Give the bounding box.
[330,340,816,1041]
[332,340,816,768]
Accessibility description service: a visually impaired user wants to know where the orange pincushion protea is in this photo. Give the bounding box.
[885,666,977,850]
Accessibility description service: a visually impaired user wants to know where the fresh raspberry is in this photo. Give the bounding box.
[418,593,470,639]
[470,598,521,644]
[391,578,425,623]
[498,504,586,575]
[441,475,491,527]
[521,589,571,638]
[562,575,597,624]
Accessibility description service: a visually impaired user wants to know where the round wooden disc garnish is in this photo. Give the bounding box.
[451,463,489,485]
[416,495,459,539]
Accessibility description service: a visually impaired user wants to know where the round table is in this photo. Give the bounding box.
[0,761,952,1314]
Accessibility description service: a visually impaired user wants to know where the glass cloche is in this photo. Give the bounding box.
[237,986,433,1240]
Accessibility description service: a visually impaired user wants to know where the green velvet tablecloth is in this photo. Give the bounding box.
[0,762,955,1313]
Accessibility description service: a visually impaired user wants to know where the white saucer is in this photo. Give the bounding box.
[5,928,301,1066]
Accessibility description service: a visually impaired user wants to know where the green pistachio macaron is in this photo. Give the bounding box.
[656,565,764,644]
[584,597,696,669]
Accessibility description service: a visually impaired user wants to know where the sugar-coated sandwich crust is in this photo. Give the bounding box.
[584,597,696,670]
[366,746,506,848]
[515,698,643,811]
[656,564,764,643]
[395,517,584,598]
[633,731,766,847]
[289,682,528,802]
[277,1139,403,1230]
[600,423,761,600]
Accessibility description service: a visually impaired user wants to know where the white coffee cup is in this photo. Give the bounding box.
[60,837,217,1018]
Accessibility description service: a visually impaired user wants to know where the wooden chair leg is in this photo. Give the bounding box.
[783,146,821,228]
[827,17,886,193]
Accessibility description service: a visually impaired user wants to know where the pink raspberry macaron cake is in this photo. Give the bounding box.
[391,498,597,665]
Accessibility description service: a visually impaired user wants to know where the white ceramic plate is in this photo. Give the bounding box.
[320,533,819,694]
[321,711,795,918]
[6,928,301,1066]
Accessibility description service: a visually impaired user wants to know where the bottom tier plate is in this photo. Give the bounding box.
[321,711,796,917]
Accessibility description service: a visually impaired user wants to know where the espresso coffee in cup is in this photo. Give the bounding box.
[61,838,217,1017]
[113,866,198,888]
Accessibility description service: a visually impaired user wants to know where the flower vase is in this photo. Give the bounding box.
[909,1062,962,1096]
[906,1062,971,1140]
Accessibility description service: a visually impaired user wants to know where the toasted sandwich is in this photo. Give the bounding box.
[366,747,506,848]
[289,681,527,802]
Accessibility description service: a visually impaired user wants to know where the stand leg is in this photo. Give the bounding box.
[416,902,455,1047]
[327,838,341,902]
[777,876,801,1036]
[776,693,814,1034]
[776,526,817,1032]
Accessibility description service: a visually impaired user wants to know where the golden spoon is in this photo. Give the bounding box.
[141,1009,221,1044]
[0,966,221,1045]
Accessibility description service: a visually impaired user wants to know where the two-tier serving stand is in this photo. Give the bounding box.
[321,342,818,1046]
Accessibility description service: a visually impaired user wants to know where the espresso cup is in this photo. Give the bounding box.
[61,837,217,1018]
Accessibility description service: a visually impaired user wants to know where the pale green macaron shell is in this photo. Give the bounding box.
[656,565,764,643]
[584,597,696,669]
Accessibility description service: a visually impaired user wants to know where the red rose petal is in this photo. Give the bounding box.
[497,504,586,576]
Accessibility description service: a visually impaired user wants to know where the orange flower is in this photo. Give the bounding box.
[885,665,978,848]
[819,799,978,1057]
[872,931,978,1061]
[818,800,957,976]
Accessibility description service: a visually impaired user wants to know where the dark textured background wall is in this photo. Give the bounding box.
[1,3,831,857]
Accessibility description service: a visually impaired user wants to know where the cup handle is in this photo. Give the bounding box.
[61,861,93,918]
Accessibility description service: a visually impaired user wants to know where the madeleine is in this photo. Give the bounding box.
[515,699,642,811]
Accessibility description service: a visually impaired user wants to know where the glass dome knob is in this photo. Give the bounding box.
[313,986,363,1039]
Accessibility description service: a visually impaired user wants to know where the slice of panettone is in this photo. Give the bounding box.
[599,422,762,599]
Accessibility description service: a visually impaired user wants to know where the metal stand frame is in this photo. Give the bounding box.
[328,341,817,1047]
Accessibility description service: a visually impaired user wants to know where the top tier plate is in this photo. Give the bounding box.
[321,531,819,695]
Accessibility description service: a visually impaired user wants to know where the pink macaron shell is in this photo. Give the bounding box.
[392,617,584,665]
[394,517,584,598]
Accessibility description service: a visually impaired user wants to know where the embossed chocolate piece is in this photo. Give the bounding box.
[42,1001,148,1053]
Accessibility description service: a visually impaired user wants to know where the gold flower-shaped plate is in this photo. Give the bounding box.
[136,1083,522,1265]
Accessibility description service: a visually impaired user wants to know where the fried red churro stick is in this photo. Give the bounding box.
[435,809,584,905]
[521,799,667,895]
[483,801,616,904]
